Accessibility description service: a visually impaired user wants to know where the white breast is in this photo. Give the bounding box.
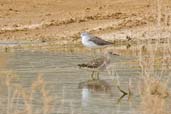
[81,36,97,48]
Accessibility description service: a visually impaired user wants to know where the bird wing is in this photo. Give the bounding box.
[89,36,113,45]
[89,57,104,67]
[78,57,105,69]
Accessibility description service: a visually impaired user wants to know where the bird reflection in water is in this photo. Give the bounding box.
[79,79,113,107]
[81,87,90,107]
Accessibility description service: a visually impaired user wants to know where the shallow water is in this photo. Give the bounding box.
[0,49,171,114]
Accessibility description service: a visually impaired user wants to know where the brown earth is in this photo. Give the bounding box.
[0,0,171,46]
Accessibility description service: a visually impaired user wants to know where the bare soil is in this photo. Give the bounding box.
[0,0,171,46]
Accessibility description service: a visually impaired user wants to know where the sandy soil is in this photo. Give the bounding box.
[0,0,171,46]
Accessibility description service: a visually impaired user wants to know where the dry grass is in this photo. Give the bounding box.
[133,1,171,112]
[0,70,53,114]
[138,76,169,114]
[137,30,171,114]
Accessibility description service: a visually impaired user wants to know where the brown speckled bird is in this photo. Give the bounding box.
[78,51,119,80]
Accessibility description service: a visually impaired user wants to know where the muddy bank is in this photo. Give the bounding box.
[0,0,171,47]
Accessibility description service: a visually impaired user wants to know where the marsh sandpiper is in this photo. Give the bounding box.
[78,51,119,80]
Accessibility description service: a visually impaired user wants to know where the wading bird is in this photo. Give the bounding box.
[81,32,113,48]
[80,32,113,57]
[78,51,119,80]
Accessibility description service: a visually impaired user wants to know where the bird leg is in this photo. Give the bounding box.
[95,72,100,80]
[91,49,97,59]
[90,71,95,80]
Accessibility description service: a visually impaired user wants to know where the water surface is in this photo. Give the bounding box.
[0,49,170,114]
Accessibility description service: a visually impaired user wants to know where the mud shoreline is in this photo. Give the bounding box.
[0,0,171,48]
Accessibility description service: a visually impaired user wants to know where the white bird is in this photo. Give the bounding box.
[80,32,113,48]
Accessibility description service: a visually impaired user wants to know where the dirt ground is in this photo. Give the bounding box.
[0,0,171,46]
